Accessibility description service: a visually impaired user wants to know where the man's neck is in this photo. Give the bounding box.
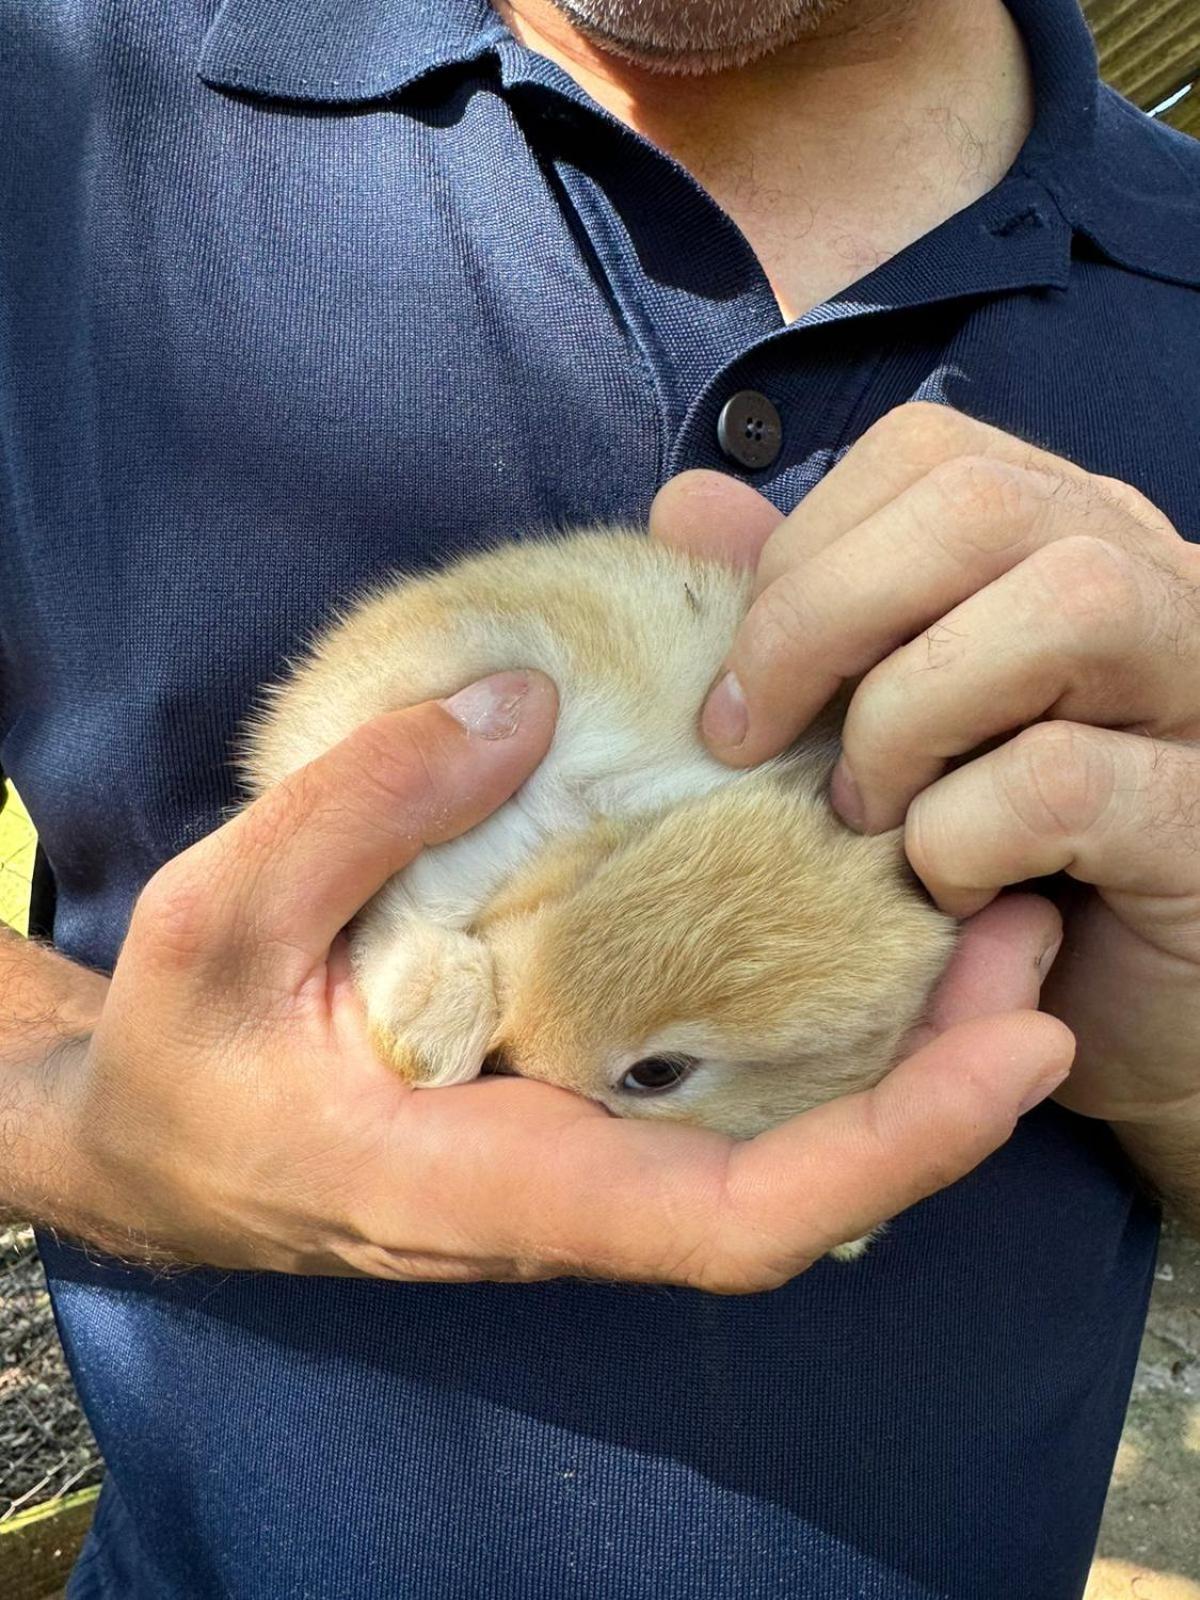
[495,0,1034,320]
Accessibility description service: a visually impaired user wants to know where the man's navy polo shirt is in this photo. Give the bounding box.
[2,0,1199,1595]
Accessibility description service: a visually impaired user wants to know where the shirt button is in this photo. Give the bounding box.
[716,390,783,470]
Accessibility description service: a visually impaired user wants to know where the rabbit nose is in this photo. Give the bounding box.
[480,1045,517,1077]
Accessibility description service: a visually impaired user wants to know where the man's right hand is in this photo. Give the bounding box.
[16,669,1072,1290]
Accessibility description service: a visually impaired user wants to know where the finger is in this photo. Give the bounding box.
[908,892,1062,1050]
[370,1074,734,1284]
[831,532,1200,830]
[753,402,1175,593]
[156,672,558,984]
[904,724,1200,918]
[705,460,1196,769]
[649,469,785,568]
[382,1008,1073,1291]
[716,1009,1075,1281]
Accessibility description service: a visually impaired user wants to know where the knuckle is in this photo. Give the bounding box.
[745,575,817,672]
[298,711,450,838]
[1003,722,1117,838]
[131,860,217,964]
[861,1078,967,1195]
[348,713,447,812]
[235,775,309,860]
[1026,535,1139,631]
[841,664,903,758]
[922,456,1041,551]
[692,1174,808,1294]
[696,1252,792,1296]
[903,789,943,883]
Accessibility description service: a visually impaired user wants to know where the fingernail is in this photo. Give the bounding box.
[1017,1064,1070,1118]
[1036,935,1063,983]
[831,760,865,832]
[441,672,530,740]
[703,671,748,748]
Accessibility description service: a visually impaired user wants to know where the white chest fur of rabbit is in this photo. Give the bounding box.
[242,529,956,1144]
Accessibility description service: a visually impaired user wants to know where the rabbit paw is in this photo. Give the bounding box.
[355,921,497,1087]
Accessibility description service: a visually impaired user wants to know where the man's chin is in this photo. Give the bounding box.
[548,1,841,76]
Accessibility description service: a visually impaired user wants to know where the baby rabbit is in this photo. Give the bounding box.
[242,529,956,1147]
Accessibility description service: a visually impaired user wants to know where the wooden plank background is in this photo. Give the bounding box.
[1084,0,1200,136]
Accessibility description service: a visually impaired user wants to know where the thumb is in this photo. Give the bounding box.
[200,671,558,981]
[649,470,784,568]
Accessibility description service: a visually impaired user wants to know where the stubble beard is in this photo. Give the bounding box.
[545,0,856,73]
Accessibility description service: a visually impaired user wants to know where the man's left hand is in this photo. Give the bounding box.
[650,402,1200,1136]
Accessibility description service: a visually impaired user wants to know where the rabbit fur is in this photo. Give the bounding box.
[241,530,957,1196]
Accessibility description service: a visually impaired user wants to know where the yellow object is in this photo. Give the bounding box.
[1085,1558,1200,1599]
[0,783,35,935]
[0,1485,99,1599]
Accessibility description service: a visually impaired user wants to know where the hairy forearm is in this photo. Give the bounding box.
[0,927,108,1222]
[1113,1110,1200,1239]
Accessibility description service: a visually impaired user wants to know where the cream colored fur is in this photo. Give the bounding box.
[242,530,956,1257]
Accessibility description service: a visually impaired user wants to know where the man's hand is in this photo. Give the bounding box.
[652,402,1200,1196]
[11,663,1070,1289]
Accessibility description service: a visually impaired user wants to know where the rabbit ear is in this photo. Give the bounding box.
[353,917,497,1086]
[473,815,637,933]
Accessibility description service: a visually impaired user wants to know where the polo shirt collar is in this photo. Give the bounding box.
[199,0,1095,120]
[197,0,1200,291]
[198,0,507,102]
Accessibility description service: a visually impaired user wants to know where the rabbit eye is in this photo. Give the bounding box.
[620,1055,698,1095]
